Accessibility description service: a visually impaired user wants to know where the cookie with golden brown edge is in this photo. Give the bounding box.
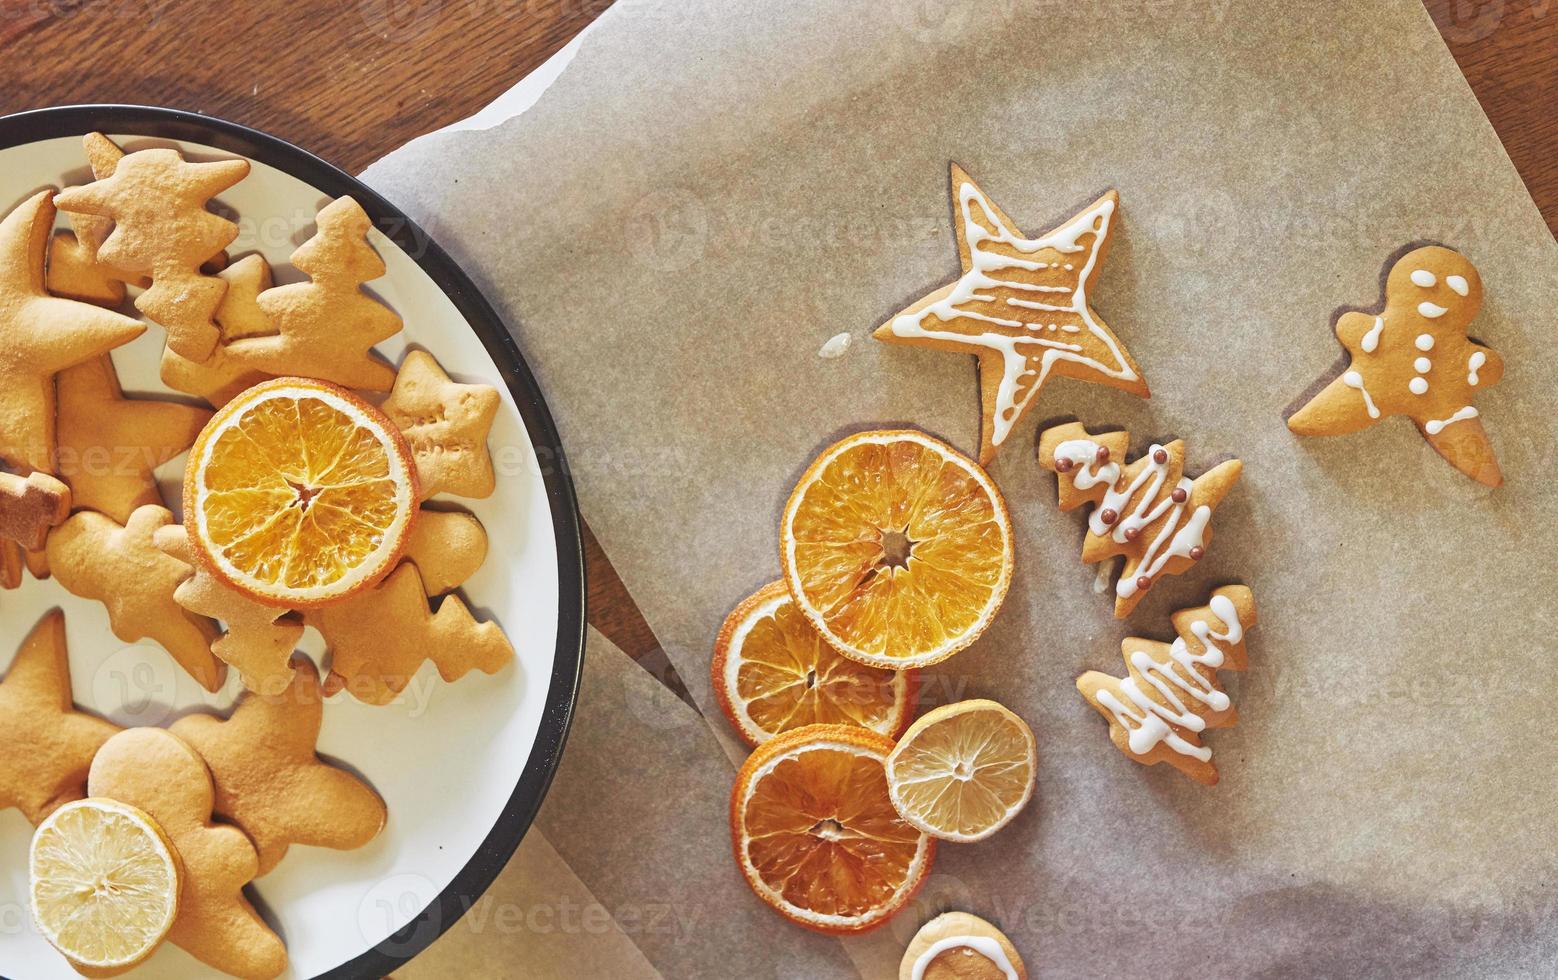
[1287,245,1505,486]
[1037,422,1242,618]
[310,562,514,706]
[0,190,147,474]
[874,164,1148,464]
[154,523,303,697]
[900,911,1027,980]
[171,658,386,875]
[0,611,120,824]
[383,350,501,500]
[1077,585,1257,786]
[53,139,249,361]
[55,355,212,524]
[88,728,287,980]
[47,506,225,692]
[0,471,70,551]
[162,197,401,404]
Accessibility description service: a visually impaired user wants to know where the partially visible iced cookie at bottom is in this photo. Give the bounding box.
[900,911,1026,980]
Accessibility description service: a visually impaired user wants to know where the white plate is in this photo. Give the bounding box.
[0,106,585,980]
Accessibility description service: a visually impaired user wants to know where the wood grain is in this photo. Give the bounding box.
[0,0,1551,690]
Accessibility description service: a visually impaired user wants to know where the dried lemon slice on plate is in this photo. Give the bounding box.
[184,377,417,608]
[30,798,182,977]
[885,699,1036,842]
[780,430,1013,669]
[712,580,918,746]
[730,723,934,934]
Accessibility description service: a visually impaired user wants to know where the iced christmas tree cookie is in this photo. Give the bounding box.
[1037,423,1242,617]
[1077,586,1256,785]
[1287,245,1504,485]
[874,165,1148,464]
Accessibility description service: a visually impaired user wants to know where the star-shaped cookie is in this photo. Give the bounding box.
[875,165,1149,464]
[47,506,225,692]
[171,658,386,875]
[0,611,120,824]
[0,191,147,474]
[383,351,501,499]
[56,356,212,524]
[1287,246,1505,486]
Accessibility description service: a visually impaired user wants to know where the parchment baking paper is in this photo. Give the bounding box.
[366,0,1558,975]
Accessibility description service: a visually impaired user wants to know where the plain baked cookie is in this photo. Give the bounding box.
[900,911,1026,980]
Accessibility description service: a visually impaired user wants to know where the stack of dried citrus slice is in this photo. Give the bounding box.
[722,429,1034,933]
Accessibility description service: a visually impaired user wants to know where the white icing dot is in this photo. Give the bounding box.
[1409,377,1429,395]
[1064,263,1073,270]
[1446,274,1469,297]
[1467,350,1486,385]
[1415,334,1435,351]
[1410,269,1436,288]
[1414,357,1431,373]
[1418,302,1448,319]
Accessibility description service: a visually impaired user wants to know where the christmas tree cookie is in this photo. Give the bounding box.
[1078,585,1257,785]
[1038,422,1242,617]
[1288,246,1504,486]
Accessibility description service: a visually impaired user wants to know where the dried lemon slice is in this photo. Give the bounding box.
[30,798,182,976]
[886,700,1036,842]
[184,377,417,607]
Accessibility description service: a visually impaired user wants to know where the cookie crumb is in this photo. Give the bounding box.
[1092,558,1115,594]
[817,332,851,359]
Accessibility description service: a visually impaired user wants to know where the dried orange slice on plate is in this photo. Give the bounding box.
[30,798,182,977]
[712,581,918,746]
[730,723,933,933]
[184,377,417,608]
[780,430,1013,669]
[885,699,1036,842]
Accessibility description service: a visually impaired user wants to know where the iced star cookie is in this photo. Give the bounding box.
[1287,246,1504,485]
[1038,423,1242,617]
[1078,586,1256,785]
[900,911,1026,980]
[874,165,1148,464]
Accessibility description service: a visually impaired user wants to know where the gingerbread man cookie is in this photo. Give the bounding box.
[88,728,288,980]
[875,165,1148,464]
[48,506,225,692]
[0,611,119,824]
[1288,246,1504,485]
[1078,585,1257,786]
[172,658,386,875]
[1038,423,1242,617]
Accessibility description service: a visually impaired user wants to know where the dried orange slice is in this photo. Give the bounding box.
[730,724,933,934]
[713,581,919,747]
[885,700,1036,842]
[184,377,417,608]
[780,430,1013,669]
[30,799,182,977]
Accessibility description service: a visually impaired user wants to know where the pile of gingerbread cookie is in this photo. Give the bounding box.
[0,134,517,978]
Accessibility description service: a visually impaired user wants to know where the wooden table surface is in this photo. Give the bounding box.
[1,0,1554,705]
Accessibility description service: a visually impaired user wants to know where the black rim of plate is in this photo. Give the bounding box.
[0,104,586,979]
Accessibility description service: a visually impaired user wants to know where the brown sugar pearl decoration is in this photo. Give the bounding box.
[1099,508,1118,526]
[1123,526,1141,541]
[1054,455,1074,473]
[1171,488,1188,503]
[1152,448,1168,464]
[1188,546,1205,561]
[1135,576,1152,591]
[1095,447,1110,465]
